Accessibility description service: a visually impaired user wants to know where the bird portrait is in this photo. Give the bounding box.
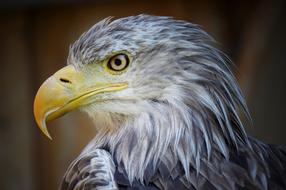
[33,15,286,189]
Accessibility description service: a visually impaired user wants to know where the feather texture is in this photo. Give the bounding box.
[60,15,286,189]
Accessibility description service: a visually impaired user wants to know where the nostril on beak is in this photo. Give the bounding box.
[59,78,72,84]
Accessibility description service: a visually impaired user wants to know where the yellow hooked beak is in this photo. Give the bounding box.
[33,65,128,139]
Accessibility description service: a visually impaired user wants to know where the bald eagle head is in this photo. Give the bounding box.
[34,15,250,182]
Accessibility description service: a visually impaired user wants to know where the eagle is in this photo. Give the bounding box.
[33,15,286,190]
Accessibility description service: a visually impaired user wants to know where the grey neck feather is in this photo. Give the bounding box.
[74,15,261,185]
[81,56,252,183]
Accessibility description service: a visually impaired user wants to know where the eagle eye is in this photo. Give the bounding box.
[107,53,130,73]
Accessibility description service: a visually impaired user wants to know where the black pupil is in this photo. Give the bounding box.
[114,58,122,66]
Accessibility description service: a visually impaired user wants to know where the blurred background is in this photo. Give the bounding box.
[0,0,285,189]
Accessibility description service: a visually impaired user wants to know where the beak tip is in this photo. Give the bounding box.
[38,120,53,140]
[45,132,53,140]
[42,130,53,140]
[34,86,54,140]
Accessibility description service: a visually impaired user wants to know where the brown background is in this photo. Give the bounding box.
[0,0,285,189]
